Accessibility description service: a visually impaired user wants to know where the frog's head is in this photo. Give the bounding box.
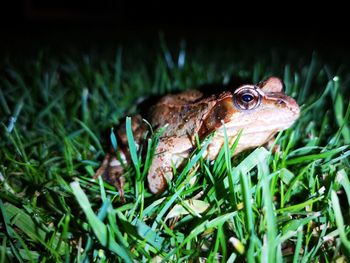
[199,77,300,145]
[228,76,300,131]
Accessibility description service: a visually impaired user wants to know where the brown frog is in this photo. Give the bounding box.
[94,76,300,197]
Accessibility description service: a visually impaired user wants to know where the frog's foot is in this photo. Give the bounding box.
[263,135,280,154]
[94,153,126,202]
[106,165,126,202]
[147,163,172,194]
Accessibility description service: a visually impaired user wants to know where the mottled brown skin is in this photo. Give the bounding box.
[149,91,235,139]
[95,76,300,197]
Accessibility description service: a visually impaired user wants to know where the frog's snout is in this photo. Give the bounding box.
[287,97,300,117]
[275,96,300,117]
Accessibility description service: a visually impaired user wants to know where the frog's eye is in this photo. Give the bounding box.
[241,93,254,102]
[233,86,261,110]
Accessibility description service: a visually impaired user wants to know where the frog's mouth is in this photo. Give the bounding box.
[218,118,298,137]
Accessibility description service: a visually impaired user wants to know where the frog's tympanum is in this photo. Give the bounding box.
[94,77,300,197]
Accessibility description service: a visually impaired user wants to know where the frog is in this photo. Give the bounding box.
[94,76,300,197]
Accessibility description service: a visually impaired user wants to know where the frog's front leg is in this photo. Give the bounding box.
[263,132,281,154]
[148,137,193,194]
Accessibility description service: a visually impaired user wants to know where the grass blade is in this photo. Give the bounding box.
[125,117,141,179]
[260,158,278,263]
[331,191,350,254]
[70,181,133,262]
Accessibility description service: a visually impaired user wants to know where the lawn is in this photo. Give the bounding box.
[1,39,350,262]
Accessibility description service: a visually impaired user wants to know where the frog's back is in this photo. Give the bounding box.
[149,90,216,138]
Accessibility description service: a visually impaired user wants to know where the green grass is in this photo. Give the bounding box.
[1,42,350,262]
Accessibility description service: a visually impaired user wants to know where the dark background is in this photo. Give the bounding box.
[1,1,349,56]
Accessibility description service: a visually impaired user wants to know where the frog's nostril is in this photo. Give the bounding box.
[290,105,300,116]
